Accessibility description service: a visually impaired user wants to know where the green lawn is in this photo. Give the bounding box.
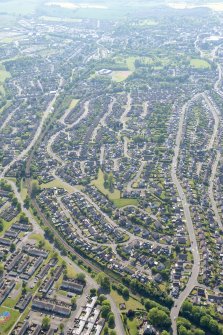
[190,58,210,69]
[126,318,139,335]
[0,213,20,238]
[112,71,132,82]
[20,179,28,201]
[40,179,75,193]
[126,318,140,335]
[112,198,138,208]
[91,169,120,200]
[3,291,21,308]
[110,290,144,311]
[92,170,139,207]
[0,66,10,82]
[0,307,20,335]
[126,57,137,71]
[68,99,79,111]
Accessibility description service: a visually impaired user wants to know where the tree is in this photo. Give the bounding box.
[98,294,106,303]
[110,331,116,335]
[181,301,193,315]
[96,273,111,292]
[71,296,77,309]
[0,219,3,232]
[38,240,45,249]
[208,319,218,333]
[122,287,129,299]
[101,305,111,319]
[148,308,171,329]
[108,313,115,329]
[42,316,50,330]
[24,196,30,209]
[31,181,40,198]
[0,263,4,276]
[126,309,135,318]
[200,315,211,329]
[194,329,205,335]
[178,326,189,335]
[104,326,109,335]
[102,299,110,305]
[76,273,86,284]
[22,280,27,295]
[90,288,96,296]
[161,331,170,335]
[10,243,16,253]
[44,227,54,241]
[59,323,64,334]
[19,213,29,224]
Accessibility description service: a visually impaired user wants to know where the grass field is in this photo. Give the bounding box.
[111,290,144,311]
[91,169,120,200]
[190,58,210,69]
[112,71,132,82]
[112,198,138,208]
[92,170,139,207]
[20,179,28,201]
[0,307,20,335]
[40,179,75,193]
[0,68,10,81]
[68,99,79,111]
[0,214,20,238]
[126,57,137,71]
[126,318,140,335]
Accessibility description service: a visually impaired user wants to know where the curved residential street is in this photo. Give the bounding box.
[202,93,222,230]
[1,79,63,178]
[170,98,201,335]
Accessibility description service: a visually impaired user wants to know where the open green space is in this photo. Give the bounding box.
[92,169,138,207]
[111,289,144,311]
[40,178,75,193]
[0,65,10,96]
[0,214,20,238]
[190,58,210,69]
[126,317,140,335]
[112,71,132,82]
[20,179,28,201]
[68,99,79,111]
[112,198,138,208]
[0,306,20,335]
[91,169,120,200]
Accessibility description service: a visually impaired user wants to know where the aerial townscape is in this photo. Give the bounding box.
[1,0,223,334]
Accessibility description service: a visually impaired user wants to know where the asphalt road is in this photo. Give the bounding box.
[170,97,201,335]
